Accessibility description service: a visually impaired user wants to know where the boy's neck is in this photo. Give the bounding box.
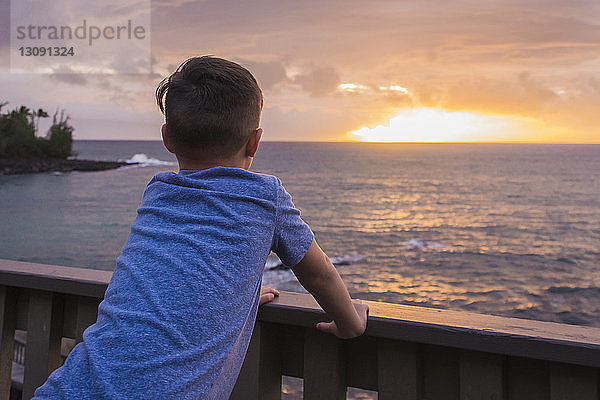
[176,155,252,172]
[168,129,260,172]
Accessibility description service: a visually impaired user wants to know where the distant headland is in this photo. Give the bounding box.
[0,101,132,175]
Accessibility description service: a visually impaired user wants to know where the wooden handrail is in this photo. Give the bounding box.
[0,259,111,298]
[1,258,599,399]
[259,291,600,368]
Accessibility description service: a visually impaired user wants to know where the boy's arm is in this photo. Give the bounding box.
[291,238,369,339]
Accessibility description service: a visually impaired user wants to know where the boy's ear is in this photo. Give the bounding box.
[161,124,174,154]
[246,128,262,158]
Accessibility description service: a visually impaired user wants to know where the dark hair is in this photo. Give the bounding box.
[156,56,263,157]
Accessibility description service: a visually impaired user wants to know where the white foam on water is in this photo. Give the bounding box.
[329,254,367,265]
[124,153,176,167]
[262,268,297,288]
[427,241,446,249]
[265,252,367,270]
[403,239,446,250]
[265,254,284,270]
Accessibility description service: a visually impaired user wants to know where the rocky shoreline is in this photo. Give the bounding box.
[0,158,134,175]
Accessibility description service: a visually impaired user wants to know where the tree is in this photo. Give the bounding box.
[0,101,74,159]
[32,108,49,133]
[0,104,38,157]
[45,109,74,159]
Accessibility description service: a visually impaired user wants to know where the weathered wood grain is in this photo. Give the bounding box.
[550,362,598,400]
[230,325,260,400]
[0,286,16,400]
[22,290,63,399]
[303,328,346,400]
[345,335,377,391]
[0,259,110,298]
[423,345,459,400]
[230,322,282,400]
[259,290,600,368]
[280,325,303,378]
[377,339,420,400]
[507,357,549,400]
[1,258,600,399]
[459,350,503,400]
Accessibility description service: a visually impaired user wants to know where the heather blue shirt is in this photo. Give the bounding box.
[34,167,314,400]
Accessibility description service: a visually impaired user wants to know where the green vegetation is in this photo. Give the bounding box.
[0,102,74,159]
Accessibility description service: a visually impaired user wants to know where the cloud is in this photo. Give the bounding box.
[262,105,360,141]
[234,58,288,91]
[3,0,600,141]
[293,65,340,97]
[349,108,521,142]
[50,66,88,85]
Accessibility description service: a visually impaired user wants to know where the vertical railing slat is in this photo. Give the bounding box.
[423,345,460,400]
[22,290,63,400]
[230,323,260,400]
[459,350,503,400]
[230,321,282,400]
[257,322,282,399]
[0,286,17,400]
[345,336,377,390]
[550,362,598,400]
[280,325,303,378]
[507,357,549,400]
[377,339,420,400]
[75,297,99,344]
[303,328,345,400]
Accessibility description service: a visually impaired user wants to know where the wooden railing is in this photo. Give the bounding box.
[0,258,599,400]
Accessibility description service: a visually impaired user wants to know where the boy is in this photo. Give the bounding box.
[34,56,368,399]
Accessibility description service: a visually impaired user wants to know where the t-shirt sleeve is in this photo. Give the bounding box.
[271,178,314,267]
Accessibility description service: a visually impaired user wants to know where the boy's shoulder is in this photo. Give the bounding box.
[149,166,286,201]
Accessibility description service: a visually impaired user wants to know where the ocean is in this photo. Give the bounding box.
[1,141,599,330]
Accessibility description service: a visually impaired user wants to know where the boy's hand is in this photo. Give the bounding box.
[316,299,369,339]
[259,286,280,306]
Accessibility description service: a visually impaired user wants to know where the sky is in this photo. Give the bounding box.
[1,0,599,143]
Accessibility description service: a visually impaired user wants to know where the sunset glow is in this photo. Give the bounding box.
[1,1,598,142]
[349,108,525,142]
[338,83,368,92]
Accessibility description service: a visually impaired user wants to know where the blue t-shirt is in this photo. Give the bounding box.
[34,167,314,400]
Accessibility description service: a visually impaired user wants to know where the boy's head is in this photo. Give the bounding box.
[156,56,263,161]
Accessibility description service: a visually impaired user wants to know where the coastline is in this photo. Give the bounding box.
[0,158,133,175]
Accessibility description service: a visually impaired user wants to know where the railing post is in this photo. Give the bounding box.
[0,286,17,400]
[303,328,346,400]
[22,290,64,399]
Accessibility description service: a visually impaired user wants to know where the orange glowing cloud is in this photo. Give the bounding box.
[1,0,599,142]
[349,108,519,142]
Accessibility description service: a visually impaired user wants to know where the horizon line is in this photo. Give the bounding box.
[72,139,600,145]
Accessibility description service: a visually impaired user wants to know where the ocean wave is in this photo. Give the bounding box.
[265,252,367,270]
[402,239,446,250]
[546,285,600,295]
[330,254,367,265]
[123,153,176,167]
[265,255,284,270]
[555,257,576,265]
